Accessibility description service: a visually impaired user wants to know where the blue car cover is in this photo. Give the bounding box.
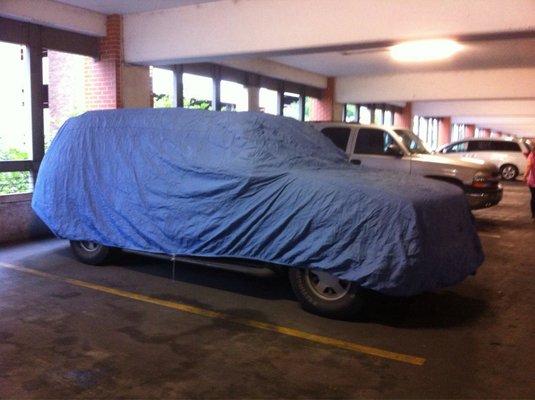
[32,108,483,296]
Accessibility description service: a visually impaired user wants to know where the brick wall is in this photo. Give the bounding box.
[85,14,123,110]
[394,103,412,129]
[310,77,335,121]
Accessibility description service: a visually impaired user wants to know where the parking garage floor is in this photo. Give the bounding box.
[0,182,534,399]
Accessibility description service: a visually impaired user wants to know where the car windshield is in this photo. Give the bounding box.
[393,129,430,154]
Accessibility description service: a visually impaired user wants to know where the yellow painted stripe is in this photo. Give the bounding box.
[0,262,426,366]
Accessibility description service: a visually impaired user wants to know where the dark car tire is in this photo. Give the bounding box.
[70,240,113,265]
[499,164,518,181]
[288,268,363,319]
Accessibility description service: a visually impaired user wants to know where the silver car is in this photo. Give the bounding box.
[312,123,503,210]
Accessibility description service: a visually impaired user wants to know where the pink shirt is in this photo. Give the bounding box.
[528,152,535,187]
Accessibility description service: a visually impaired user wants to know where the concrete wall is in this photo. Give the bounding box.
[0,194,51,244]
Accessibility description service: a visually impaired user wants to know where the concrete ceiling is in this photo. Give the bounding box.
[271,38,535,77]
[55,0,221,14]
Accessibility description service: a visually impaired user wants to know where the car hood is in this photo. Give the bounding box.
[411,153,498,173]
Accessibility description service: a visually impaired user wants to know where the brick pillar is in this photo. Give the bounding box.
[465,124,475,138]
[310,77,335,121]
[480,128,491,138]
[394,102,412,129]
[438,117,452,147]
[85,15,123,110]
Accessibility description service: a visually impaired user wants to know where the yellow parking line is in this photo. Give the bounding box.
[478,232,502,239]
[0,262,426,366]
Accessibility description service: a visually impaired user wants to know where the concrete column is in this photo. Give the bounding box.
[438,117,452,147]
[465,124,475,138]
[394,102,412,129]
[247,86,260,112]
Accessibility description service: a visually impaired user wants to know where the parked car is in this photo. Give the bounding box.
[312,123,502,210]
[33,109,484,318]
[437,138,529,181]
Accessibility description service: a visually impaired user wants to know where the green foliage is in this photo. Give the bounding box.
[0,148,32,195]
[184,98,211,110]
[153,93,173,108]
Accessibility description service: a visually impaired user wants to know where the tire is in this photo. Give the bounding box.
[500,164,518,181]
[70,240,113,265]
[288,268,363,319]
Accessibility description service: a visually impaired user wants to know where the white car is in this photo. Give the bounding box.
[437,138,529,181]
[312,123,502,210]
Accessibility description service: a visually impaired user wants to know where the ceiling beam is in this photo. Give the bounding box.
[336,68,535,103]
[413,100,535,117]
[123,0,535,64]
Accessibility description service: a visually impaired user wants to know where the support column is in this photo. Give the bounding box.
[481,128,491,138]
[438,117,452,147]
[465,124,475,138]
[85,15,123,110]
[310,77,335,121]
[247,86,260,112]
[394,102,412,129]
[173,65,184,108]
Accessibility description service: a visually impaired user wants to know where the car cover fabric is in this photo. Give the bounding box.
[32,108,484,296]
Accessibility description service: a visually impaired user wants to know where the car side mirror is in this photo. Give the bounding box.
[385,143,404,157]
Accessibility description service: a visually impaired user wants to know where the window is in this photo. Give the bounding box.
[151,67,175,108]
[383,110,393,126]
[183,73,213,110]
[282,92,300,119]
[452,124,466,142]
[220,80,248,112]
[374,108,383,124]
[354,129,395,155]
[445,141,468,153]
[468,140,492,152]
[490,141,521,152]
[0,41,32,195]
[344,104,357,122]
[304,96,313,121]
[259,88,278,115]
[321,127,351,151]
[43,50,92,149]
[358,106,371,124]
[0,42,32,162]
[474,128,485,138]
[412,115,438,150]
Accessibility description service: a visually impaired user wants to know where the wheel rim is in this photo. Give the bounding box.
[79,241,100,252]
[304,270,351,301]
[502,166,516,180]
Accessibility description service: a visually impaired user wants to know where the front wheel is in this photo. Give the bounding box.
[288,268,363,319]
[500,164,518,181]
[70,240,113,265]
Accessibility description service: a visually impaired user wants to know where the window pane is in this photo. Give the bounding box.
[283,92,300,119]
[359,106,371,124]
[151,67,175,108]
[384,110,393,126]
[374,108,383,124]
[183,73,213,110]
[220,80,248,112]
[354,128,394,155]
[0,41,32,161]
[259,88,278,115]
[0,171,33,195]
[321,127,351,151]
[44,50,92,150]
[304,97,314,121]
[345,104,357,122]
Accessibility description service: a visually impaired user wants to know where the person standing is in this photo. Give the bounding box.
[524,145,535,220]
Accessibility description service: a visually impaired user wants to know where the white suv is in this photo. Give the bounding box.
[312,123,502,210]
[437,138,529,181]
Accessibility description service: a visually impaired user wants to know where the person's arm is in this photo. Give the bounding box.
[524,155,533,182]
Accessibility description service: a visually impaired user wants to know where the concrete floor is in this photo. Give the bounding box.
[0,181,534,398]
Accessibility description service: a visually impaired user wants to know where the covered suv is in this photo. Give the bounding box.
[313,123,502,210]
[438,138,529,181]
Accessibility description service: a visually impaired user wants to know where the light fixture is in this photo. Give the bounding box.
[390,39,463,62]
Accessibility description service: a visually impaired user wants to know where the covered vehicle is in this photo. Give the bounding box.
[32,108,484,317]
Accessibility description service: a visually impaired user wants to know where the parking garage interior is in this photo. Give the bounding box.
[0,1,534,398]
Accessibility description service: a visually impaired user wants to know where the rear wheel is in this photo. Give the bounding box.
[288,268,363,318]
[70,240,113,265]
[500,164,518,181]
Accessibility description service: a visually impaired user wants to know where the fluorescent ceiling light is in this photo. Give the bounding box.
[390,39,463,62]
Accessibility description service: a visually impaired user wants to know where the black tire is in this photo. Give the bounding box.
[70,240,113,265]
[288,268,363,319]
[499,164,518,181]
